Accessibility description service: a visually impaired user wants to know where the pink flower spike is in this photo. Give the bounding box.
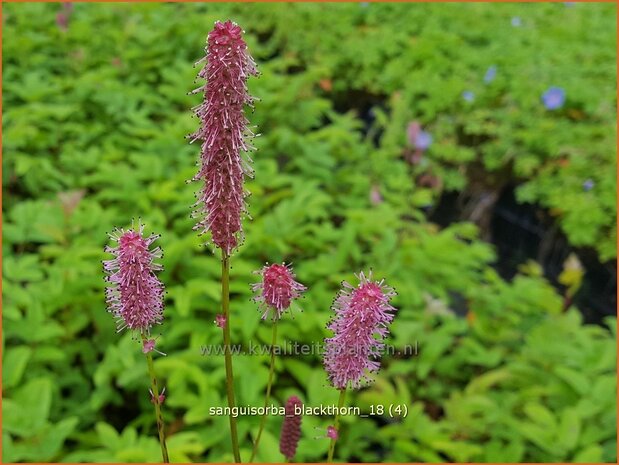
[56,2,73,31]
[279,396,303,461]
[370,184,383,205]
[326,425,338,440]
[406,121,421,147]
[103,222,165,334]
[56,12,68,31]
[190,20,259,255]
[215,314,227,328]
[323,271,397,390]
[252,263,306,320]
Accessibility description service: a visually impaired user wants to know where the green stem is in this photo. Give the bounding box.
[249,319,278,462]
[327,389,347,463]
[142,333,170,463]
[222,251,242,462]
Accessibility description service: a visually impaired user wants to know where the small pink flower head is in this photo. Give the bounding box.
[279,395,303,461]
[370,184,383,205]
[142,337,166,356]
[189,20,259,255]
[252,263,306,320]
[326,425,339,440]
[312,425,338,441]
[323,271,397,390]
[149,387,166,405]
[56,2,73,31]
[56,12,69,30]
[215,313,227,328]
[103,222,164,334]
[142,339,157,353]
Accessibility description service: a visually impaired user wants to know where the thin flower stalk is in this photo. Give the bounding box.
[143,334,170,463]
[221,251,241,462]
[326,390,346,463]
[249,320,277,463]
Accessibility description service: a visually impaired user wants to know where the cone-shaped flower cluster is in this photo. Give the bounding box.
[279,395,303,461]
[189,20,258,255]
[103,223,164,333]
[252,263,306,320]
[324,271,397,389]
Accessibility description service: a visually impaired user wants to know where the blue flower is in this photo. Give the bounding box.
[564,2,575,7]
[542,86,566,110]
[511,16,522,27]
[462,91,475,102]
[484,65,497,84]
[583,179,595,192]
[414,131,433,151]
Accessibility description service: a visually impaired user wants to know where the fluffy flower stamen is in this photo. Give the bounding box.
[252,263,306,320]
[189,20,258,254]
[103,222,165,334]
[323,271,397,389]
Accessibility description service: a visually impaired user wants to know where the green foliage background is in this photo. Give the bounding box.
[2,2,617,463]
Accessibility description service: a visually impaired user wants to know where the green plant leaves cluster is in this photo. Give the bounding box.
[2,2,616,463]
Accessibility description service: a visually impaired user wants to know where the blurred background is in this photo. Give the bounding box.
[2,2,617,463]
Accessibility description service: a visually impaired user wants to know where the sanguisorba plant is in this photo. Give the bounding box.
[103,222,169,462]
[279,396,303,462]
[323,271,397,462]
[189,20,258,463]
[250,263,306,461]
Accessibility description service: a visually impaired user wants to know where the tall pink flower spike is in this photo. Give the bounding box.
[324,271,397,389]
[103,222,165,334]
[189,20,259,255]
[252,263,307,320]
[279,396,303,461]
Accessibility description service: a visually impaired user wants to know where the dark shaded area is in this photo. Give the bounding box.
[348,91,615,326]
[431,187,616,325]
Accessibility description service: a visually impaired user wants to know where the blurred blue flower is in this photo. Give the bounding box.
[564,2,575,7]
[511,16,522,27]
[360,2,370,7]
[583,179,595,191]
[542,86,566,110]
[484,65,497,84]
[414,131,433,150]
[462,91,475,102]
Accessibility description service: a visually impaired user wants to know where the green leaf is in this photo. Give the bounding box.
[573,444,603,462]
[554,366,591,395]
[523,402,557,429]
[95,422,121,451]
[557,408,581,453]
[2,346,32,389]
[3,377,52,436]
